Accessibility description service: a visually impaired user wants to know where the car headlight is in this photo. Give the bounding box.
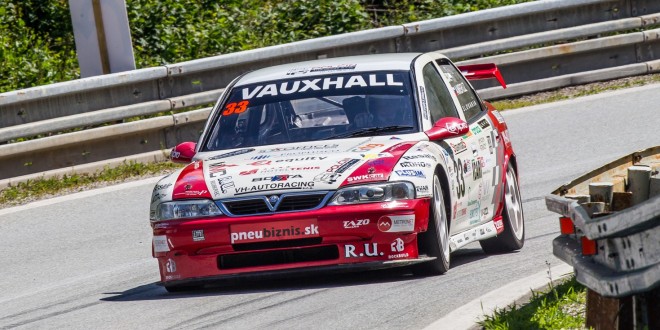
[328,182,415,205]
[154,199,222,221]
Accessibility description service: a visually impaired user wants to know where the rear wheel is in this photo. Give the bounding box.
[480,164,525,253]
[414,174,450,275]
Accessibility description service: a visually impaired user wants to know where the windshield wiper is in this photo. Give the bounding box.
[324,125,414,140]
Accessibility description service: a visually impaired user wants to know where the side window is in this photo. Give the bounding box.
[422,63,459,124]
[436,61,483,121]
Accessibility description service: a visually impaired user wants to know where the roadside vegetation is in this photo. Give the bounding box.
[479,276,587,329]
[0,161,183,209]
[0,0,531,93]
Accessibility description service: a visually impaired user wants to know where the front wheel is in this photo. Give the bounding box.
[414,174,450,275]
[480,164,525,253]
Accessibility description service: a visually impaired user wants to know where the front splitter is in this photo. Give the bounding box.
[159,256,436,288]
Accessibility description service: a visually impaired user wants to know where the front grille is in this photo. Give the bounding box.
[277,194,326,211]
[224,199,270,215]
[218,245,339,270]
[233,237,322,251]
[220,192,331,216]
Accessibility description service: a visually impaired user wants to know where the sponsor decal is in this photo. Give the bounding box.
[471,125,482,135]
[472,159,483,180]
[491,110,506,124]
[242,74,404,100]
[419,87,429,120]
[209,162,236,178]
[343,218,370,229]
[462,160,472,175]
[501,130,511,145]
[378,214,415,232]
[389,238,409,259]
[453,82,468,96]
[416,185,430,195]
[326,158,360,174]
[239,169,259,175]
[400,161,431,168]
[165,259,177,273]
[461,100,478,113]
[154,183,172,191]
[402,154,437,161]
[367,158,386,166]
[350,143,385,153]
[478,118,491,129]
[479,137,488,151]
[361,152,393,159]
[251,155,271,160]
[450,140,467,154]
[192,230,205,242]
[151,192,167,203]
[471,142,479,155]
[314,172,342,184]
[153,235,170,253]
[259,145,338,153]
[261,166,320,173]
[494,219,504,231]
[218,176,235,194]
[234,181,315,195]
[286,64,357,76]
[209,180,220,196]
[252,174,303,182]
[344,243,384,258]
[347,173,385,183]
[391,238,405,252]
[394,170,425,178]
[446,121,468,134]
[174,190,209,197]
[208,148,255,160]
[230,219,319,244]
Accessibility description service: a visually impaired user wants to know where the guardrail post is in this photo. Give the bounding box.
[586,290,632,329]
[547,147,660,330]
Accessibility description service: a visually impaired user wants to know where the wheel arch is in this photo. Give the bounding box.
[434,165,452,232]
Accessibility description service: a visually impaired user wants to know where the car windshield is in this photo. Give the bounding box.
[203,71,418,151]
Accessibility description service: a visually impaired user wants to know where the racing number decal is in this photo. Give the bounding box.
[223,101,249,115]
[453,158,466,198]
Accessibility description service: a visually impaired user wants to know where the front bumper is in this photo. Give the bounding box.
[152,198,431,284]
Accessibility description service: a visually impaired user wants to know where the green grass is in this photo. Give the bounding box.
[0,160,184,207]
[479,276,587,330]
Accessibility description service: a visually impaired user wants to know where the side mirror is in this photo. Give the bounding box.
[170,142,197,163]
[425,117,469,141]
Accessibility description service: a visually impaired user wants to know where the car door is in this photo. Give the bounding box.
[414,59,474,235]
[435,58,500,230]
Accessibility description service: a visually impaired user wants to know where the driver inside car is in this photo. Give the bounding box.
[366,95,413,127]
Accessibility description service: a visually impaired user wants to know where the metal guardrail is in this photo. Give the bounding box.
[1,0,660,186]
[545,146,660,328]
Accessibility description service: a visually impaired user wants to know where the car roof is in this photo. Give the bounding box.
[235,53,423,86]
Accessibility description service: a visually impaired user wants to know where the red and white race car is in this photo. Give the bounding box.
[149,52,524,292]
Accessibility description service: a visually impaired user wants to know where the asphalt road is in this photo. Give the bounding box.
[1,84,659,330]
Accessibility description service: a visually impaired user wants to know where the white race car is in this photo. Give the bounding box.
[150,52,524,292]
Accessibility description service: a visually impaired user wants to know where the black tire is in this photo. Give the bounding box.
[480,164,525,254]
[414,174,450,276]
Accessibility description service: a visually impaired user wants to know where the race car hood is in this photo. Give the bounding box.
[154,137,423,203]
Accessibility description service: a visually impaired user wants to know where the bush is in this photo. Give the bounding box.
[0,0,531,93]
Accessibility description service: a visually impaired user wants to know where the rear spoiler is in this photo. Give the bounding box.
[457,63,506,89]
